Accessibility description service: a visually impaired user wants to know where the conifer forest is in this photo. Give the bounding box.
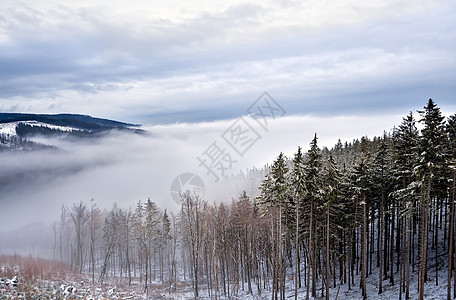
[9,99,454,299]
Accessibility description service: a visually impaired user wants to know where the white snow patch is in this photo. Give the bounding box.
[0,122,18,136]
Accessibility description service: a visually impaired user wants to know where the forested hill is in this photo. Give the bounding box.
[0,113,139,131]
[0,113,143,151]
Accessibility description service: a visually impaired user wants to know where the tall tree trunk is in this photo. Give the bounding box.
[326,204,330,300]
[419,179,431,300]
[379,190,384,294]
[295,201,299,300]
[406,213,411,300]
[362,194,367,300]
[214,225,218,300]
[306,199,314,300]
[278,205,283,300]
[391,197,395,285]
[448,171,455,300]
[312,205,317,298]
[126,227,132,286]
[400,214,405,300]
[436,202,439,286]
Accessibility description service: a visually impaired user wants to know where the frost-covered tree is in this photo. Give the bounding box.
[291,146,306,299]
[352,137,372,300]
[258,152,290,300]
[70,201,90,273]
[180,190,205,298]
[89,199,102,284]
[446,113,456,300]
[416,99,447,300]
[322,152,342,300]
[304,134,323,300]
[391,113,419,299]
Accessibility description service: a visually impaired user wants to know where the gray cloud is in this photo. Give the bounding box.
[0,1,454,122]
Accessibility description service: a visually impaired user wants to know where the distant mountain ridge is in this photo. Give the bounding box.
[0,113,140,131]
[0,113,143,151]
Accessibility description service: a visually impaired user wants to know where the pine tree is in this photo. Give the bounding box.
[180,190,205,299]
[391,113,419,299]
[258,152,290,300]
[145,198,160,285]
[132,200,147,288]
[304,134,323,299]
[322,152,342,300]
[416,99,447,300]
[352,136,372,300]
[161,210,172,284]
[291,146,306,300]
[373,133,392,295]
[446,114,456,300]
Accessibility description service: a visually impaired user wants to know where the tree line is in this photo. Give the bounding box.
[53,99,456,300]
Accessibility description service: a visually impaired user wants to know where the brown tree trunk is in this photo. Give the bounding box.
[391,197,395,285]
[419,179,431,300]
[306,199,313,300]
[379,190,384,294]
[406,213,411,299]
[296,202,299,300]
[448,171,455,300]
[362,194,367,300]
[326,204,330,300]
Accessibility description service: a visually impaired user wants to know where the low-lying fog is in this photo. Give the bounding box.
[0,113,404,255]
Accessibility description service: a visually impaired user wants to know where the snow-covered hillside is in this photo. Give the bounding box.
[0,122,18,136]
[0,121,84,137]
[0,113,143,151]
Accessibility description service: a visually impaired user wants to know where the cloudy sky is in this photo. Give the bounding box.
[0,0,455,124]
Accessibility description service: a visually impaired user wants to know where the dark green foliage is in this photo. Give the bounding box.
[304,134,323,203]
[416,99,448,193]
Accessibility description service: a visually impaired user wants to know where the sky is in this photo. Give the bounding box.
[0,0,456,237]
[0,0,455,124]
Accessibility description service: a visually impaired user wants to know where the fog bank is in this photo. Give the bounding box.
[0,111,438,233]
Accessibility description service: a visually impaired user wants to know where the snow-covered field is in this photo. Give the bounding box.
[0,267,194,299]
[0,255,198,299]
[0,257,450,300]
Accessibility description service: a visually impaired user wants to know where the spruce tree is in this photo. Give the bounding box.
[416,99,447,300]
[391,113,419,299]
[304,134,323,299]
[373,133,392,294]
[258,152,290,300]
[352,136,372,300]
[322,152,342,300]
[291,146,306,299]
[446,114,456,300]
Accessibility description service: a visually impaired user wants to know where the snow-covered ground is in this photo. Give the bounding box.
[0,228,451,299]
[0,261,450,300]
[0,122,19,136]
[0,269,191,299]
